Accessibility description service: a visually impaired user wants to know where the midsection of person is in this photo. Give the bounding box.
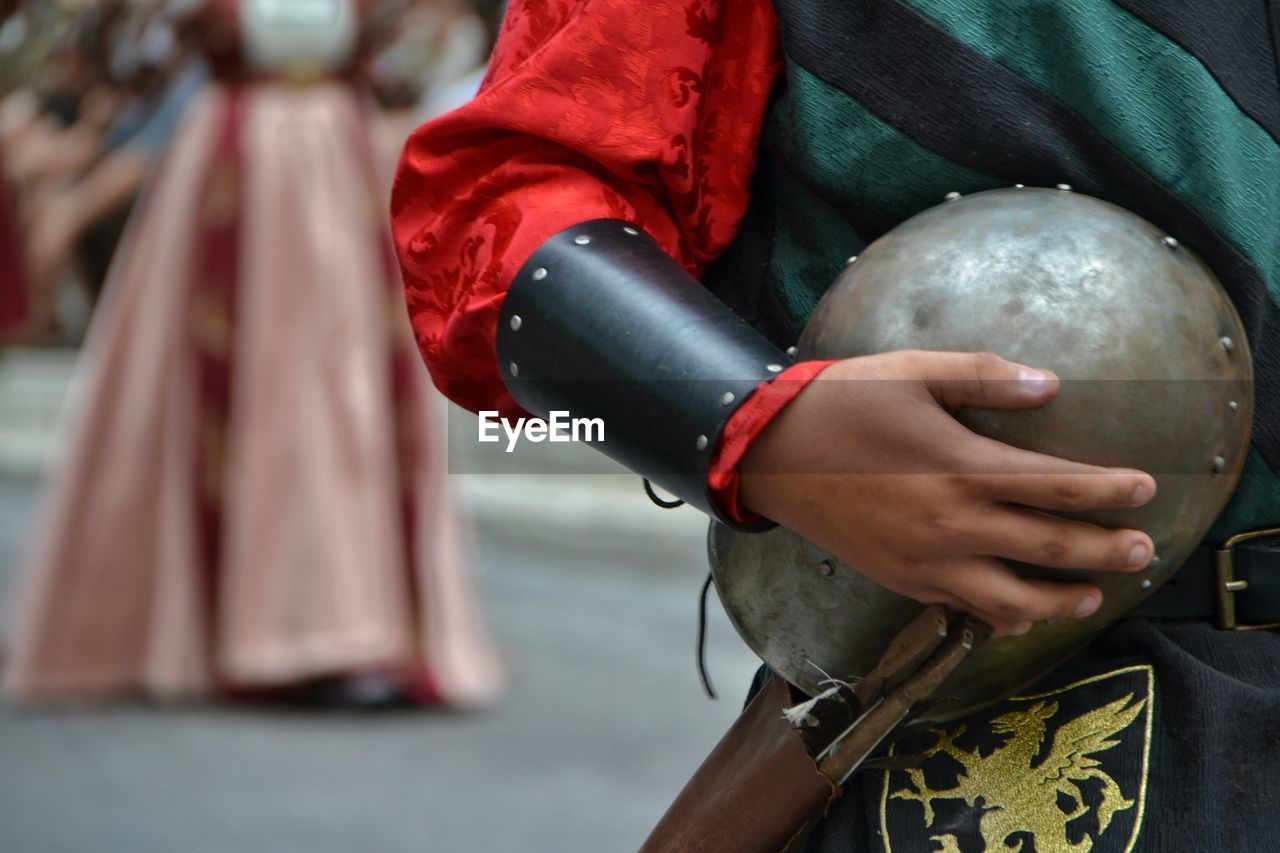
[393,0,1280,639]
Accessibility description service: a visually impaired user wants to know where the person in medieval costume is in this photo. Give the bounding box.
[392,0,1280,848]
[1,0,503,709]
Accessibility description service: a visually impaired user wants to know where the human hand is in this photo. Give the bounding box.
[737,351,1156,636]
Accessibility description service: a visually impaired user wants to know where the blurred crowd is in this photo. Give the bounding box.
[0,0,508,710]
[0,0,500,346]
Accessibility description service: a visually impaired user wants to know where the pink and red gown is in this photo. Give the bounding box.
[2,1,503,705]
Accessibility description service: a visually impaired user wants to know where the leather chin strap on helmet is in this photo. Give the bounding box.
[496,219,792,530]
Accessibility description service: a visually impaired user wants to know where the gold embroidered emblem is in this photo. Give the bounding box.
[880,665,1153,852]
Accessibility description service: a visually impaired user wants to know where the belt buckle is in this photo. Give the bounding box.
[1215,525,1280,630]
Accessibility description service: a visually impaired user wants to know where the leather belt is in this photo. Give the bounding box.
[1131,527,1280,630]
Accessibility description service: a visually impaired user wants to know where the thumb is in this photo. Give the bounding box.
[910,351,1060,412]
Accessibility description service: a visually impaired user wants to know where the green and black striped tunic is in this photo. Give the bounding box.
[717,3,1280,848]
[708,0,1280,542]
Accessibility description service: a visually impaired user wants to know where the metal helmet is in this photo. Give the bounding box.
[711,186,1253,722]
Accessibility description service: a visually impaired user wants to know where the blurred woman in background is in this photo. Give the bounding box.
[2,0,503,708]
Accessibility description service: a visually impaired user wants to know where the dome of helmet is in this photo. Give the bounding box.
[711,186,1252,721]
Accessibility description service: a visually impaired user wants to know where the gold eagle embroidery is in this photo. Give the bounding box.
[891,693,1147,852]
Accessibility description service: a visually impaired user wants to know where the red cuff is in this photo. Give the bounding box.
[708,360,838,525]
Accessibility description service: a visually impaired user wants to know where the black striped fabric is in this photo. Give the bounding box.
[769,0,1280,477]
[1112,0,1280,144]
[708,4,1280,849]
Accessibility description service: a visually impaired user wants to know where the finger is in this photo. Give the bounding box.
[968,465,1156,512]
[914,583,1032,638]
[966,507,1153,572]
[908,350,1060,412]
[932,558,1104,623]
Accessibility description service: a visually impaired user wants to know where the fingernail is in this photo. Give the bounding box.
[1017,368,1055,392]
[1128,541,1150,568]
[1012,621,1033,636]
[1074,595,1100,618]
[1131,481,1151,506]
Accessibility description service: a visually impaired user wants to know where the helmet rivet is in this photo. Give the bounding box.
[1014,183,1026,189]
[786,346,798,357]
[1220,336,1234,353]
[532,267,548,281]
[1162,236,1179,249]
[767,364,784,373]
[574,235,591,245]
[509,315,522,331]
[1150,554,1162,567]
[623,226,638,236]
[945,191,962,202]
[1212,455,1227,474]
[695,434,709,451]
[819,559,836,577]
[846,255,858,265]
[1056,183,1073,192]
[1229,400,1239,412]
[721,391,736,406]
[508,362,519,377]
[1141,579,1153,589]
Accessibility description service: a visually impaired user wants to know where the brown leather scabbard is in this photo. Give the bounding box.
[640,676,840,853]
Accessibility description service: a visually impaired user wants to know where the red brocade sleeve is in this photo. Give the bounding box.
[390,0,782,417]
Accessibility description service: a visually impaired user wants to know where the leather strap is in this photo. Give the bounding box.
[1132,538,1280,624]
[496,220,791,527]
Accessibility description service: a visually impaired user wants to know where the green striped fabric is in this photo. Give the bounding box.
[755,5,1280,540]
[902,0,1280,299]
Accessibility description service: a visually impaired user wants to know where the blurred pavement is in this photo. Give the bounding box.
[0,348,763,853]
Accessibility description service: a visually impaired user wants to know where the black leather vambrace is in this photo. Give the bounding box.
[495,219,792,528]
